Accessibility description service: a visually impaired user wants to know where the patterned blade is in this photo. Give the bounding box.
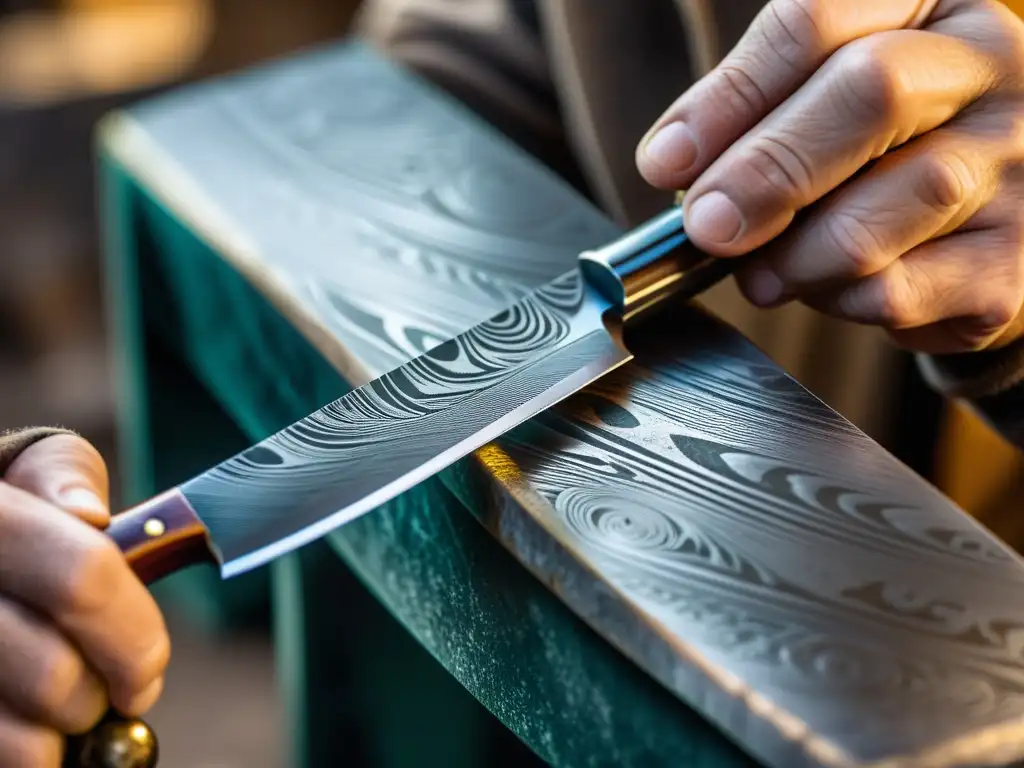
[180,269,631,577]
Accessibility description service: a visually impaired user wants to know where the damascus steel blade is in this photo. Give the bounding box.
[181,270,631,577]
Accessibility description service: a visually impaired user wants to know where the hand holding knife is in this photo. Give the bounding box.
[66,200,739,766]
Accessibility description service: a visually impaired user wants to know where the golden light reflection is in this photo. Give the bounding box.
[474,443,523,483]
[0,0,212,106]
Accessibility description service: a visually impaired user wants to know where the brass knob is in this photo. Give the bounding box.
[63,713,159,768]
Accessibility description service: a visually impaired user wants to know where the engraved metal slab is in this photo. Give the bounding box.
[104,41,1024,768]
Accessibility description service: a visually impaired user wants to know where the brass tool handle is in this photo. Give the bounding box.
[578,201,743,319]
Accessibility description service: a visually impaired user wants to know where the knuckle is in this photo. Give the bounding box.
[985,293,1022,330]
[916,151,970,214]
[834,37,904,126]
[822,211,887,276]
[761,0,830,68]
[714,64,771,115]
[53,535,122,619]
[976,235,1024,332]
[746,134,816,201]
[871,272,921,328]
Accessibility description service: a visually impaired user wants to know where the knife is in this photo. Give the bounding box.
[64,201,740,766]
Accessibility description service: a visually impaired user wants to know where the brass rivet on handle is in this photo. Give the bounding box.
[143,518,166,538]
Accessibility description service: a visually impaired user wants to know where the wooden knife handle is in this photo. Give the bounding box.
[104,488,212,584]
[63,489,214,768]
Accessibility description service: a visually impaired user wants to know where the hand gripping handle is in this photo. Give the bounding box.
[63,489,212,768]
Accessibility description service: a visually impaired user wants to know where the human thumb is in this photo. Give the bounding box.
[3,433,111,528]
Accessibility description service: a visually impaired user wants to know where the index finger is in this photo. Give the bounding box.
[635,0,941,189]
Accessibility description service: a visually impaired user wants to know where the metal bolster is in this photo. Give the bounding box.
[578,205,737,320]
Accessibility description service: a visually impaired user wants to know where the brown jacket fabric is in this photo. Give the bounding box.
[355,0,1024,448]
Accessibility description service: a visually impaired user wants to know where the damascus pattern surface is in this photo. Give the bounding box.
[117,42,1024,767]
[180,272,630,574]
[487,307,1024,766]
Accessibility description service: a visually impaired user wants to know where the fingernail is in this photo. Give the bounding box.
[59,487,107,517]
[126,677,164,716]
[745,266,785,306]
[687,191,743,245]
[643,121,698,171]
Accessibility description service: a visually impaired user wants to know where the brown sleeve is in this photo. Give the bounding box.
[0,427,78,476]
[917,340,1024,451]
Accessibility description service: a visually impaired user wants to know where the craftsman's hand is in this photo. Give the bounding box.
[637,0,1024,354]
[0,435,169,766]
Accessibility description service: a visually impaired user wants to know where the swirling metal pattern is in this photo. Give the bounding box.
[492,309,1024,761]
[127,42,1024,767]
[180,272,630,574]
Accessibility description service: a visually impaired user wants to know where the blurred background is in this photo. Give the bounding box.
[2,0,1024,766]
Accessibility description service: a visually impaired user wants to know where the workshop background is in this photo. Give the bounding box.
[1,1,1022,766]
